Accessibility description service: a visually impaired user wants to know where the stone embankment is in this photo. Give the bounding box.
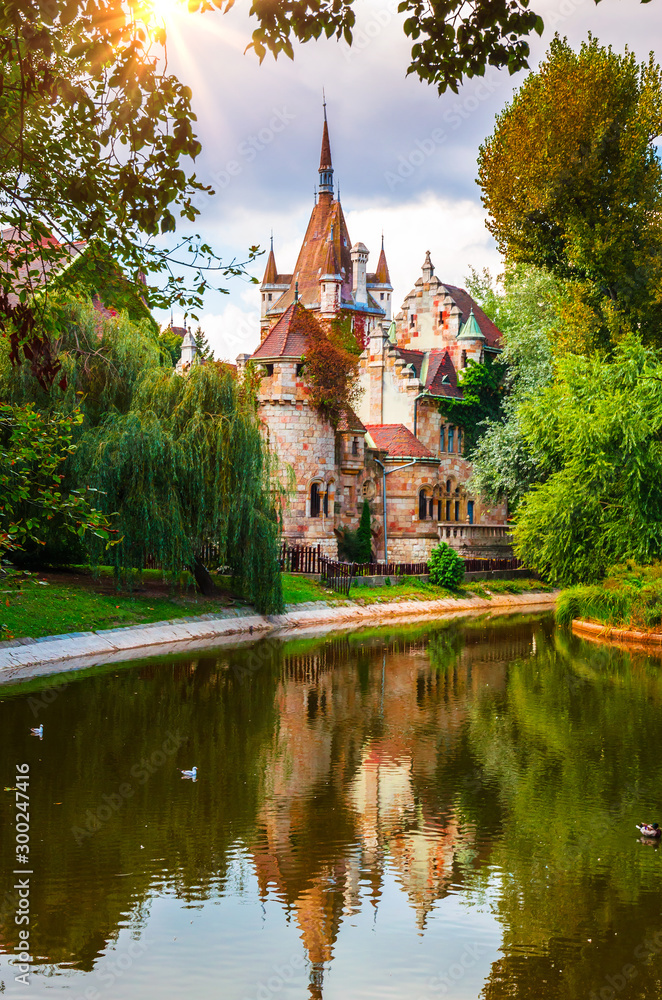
[572,618,662,650]
[0,591,557,682]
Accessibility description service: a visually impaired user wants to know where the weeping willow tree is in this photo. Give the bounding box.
[76,363,283,614]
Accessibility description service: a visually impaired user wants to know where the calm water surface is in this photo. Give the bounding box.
[1,613,662,999]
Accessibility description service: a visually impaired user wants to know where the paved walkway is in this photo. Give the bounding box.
[0,591,557,682]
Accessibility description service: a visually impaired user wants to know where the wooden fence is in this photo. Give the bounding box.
[319,558,355,597]
[279,542,323,574]
[463,557,524,573]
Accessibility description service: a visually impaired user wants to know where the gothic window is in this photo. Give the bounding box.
[448,427,455,453]
[440,425,445,453]
[418,489,428,521]
[446,479,452,493]
[310,482,321,518]
[446,499,451,521]
[437,499,442,521]
[455,500,460,521]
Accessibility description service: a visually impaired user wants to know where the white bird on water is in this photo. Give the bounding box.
[180,767,197,780]
[30,725,43,737]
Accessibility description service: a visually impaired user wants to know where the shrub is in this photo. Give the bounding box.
[356,501,372,564]
[428,543,465,589]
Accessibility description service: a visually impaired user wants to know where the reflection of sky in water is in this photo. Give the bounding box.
[15,862,502,1000]
[3,613,662,1000]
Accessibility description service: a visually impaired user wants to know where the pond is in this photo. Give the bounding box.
[1,612,662,1000]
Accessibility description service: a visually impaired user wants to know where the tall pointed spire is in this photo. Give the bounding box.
[376,233,391,284]
[262,233,278,285]
[318,94,334,196]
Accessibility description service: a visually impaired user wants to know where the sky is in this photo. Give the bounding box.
[155,0,662,361]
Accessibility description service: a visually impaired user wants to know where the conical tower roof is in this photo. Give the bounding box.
[458,307,486,341]
[319,118,332,171]
[375,235,391,284]
[262,236,278,285]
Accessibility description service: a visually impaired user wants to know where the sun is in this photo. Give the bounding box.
[143,0,188,31]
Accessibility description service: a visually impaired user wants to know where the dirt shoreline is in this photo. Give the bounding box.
[0,591,557,684]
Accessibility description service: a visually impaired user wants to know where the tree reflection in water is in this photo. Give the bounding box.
[1,613,661,999]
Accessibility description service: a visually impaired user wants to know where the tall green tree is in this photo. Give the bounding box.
[356,500,372,564]
[478,36,662,348]
[512,336,662,585]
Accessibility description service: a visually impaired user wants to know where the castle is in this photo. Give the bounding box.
[236,109,510,562]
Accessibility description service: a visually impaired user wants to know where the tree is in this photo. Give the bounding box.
[512,337,662,585]
[0,402,114,561]
[356,500,372,564]
[466,266,557,509]
[428,542,464,588]
[75,362,284,613]
[0,0,258,389]
[478,36,662,347]
[436,355,506,457]
[193,326,215,362]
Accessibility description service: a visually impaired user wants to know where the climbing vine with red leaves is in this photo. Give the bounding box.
[297,308,363,428]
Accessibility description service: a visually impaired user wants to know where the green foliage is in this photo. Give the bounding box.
[513,337,662,585]
[556,562,662,629]
[56,245,158,332]
[193,326,215,362]
[158,326,183,367]
[478,36,662,347]
[428,542,465,588]
[356,501,372,563]
[0,402,114,561]
[299,308,362,429]
[467,266,557,509]
[437,355,506,456]
[75,364,283,614]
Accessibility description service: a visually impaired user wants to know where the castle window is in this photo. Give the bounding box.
[438,310,443,324]
[457,428,463,454]
[352,437,359,456]
[310,482,321,518]
[440,426,445,453]
[409,314,416,329]
[437,499,442,521]
[262,364,274,377]
[268,293,272,301]
[418,489,428,521]
[380,292,384,300]
[446,499,451,521]
[448,427,455,453]
[296,363,304,376]
[446,479,451,494]
[467,500,474,525]
[455,500,460,521]
[461,350,467,368]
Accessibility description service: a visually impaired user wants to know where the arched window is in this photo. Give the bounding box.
[445,479,452,494]
[445,499,451,521]
[310,482,321,518]
[419,489,429,521]
[455,500,460,521]
[448,426,455,453]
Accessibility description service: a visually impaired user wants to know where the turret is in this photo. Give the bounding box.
[319,229,342,318]
[318,99,334,198]
[421,249,434,282]
[457,307,486,366]
[351,242,368,305]
[260,234,290,337]
[177,327,197,371]
[367,234,393,324]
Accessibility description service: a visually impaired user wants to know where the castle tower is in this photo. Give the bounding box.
[319,228,342,318]
[260,235,291,338]
[367,234,393,325]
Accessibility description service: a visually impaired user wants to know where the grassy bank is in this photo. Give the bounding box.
[556,562,662,630]
[0,567,550,642]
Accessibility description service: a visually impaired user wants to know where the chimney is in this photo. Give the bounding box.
[350,242,369,304]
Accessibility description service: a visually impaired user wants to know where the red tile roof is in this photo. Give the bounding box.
[268,196,354,315]
[337,406,366,433]
[425,349,463,398]
[364,424,434,459]
[443,284,502,349]
[251,302,308,360]
[395,347,424,379]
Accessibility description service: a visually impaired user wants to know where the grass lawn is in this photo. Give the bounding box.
[0,567,550,642]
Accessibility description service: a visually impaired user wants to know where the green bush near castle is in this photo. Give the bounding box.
[428,542,465,589]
